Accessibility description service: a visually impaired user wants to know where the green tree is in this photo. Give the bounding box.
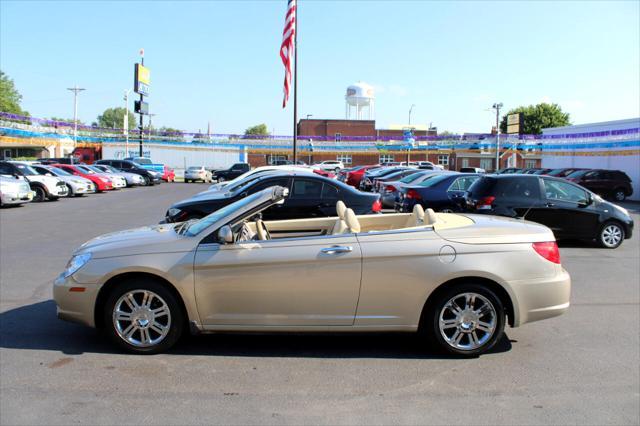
[0,71,29,115]
[96,107,136,130]
[499,103,570,135]
[244,123,269,136]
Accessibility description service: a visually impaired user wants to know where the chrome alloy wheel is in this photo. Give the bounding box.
[112,290,172,348]
[439,292,497,351]
[601,224,623,248]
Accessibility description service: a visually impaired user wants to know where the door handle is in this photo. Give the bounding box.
[321,245,353,254]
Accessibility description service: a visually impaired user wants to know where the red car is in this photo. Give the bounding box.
[54,164,113,192]
[312,169,335,179]
[345,165,380,187]
[162,165,175,183]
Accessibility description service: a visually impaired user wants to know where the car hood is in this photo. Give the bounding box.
[175,191,231,207]
[435,214,555,244]
[76,224,196,258]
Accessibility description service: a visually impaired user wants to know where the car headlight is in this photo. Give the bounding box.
[62,253,92,278]
[167,208,182,218]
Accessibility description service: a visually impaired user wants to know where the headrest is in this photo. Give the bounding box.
[344,208,361,233]
[425,208,438,225]
[336,200,347,219]
[413,204,425,222]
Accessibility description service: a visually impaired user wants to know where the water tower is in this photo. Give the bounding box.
[345,82,375,120]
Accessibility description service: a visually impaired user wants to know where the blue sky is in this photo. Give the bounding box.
[1,0,638,135]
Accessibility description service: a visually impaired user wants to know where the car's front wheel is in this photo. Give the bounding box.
[32,186,47,202]
[598,221,625,249]
[424,284,505,357]
[103,279,184,354]
[612,188,626,202]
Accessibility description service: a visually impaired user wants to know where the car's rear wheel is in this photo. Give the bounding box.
[103,279,184,354]
[598,221,624,249]
[424,284,505,357]
[613,188,626,202]
[32,186,46,202]
[142,176,151,186]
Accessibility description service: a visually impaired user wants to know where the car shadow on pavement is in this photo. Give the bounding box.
[0,300,512,359]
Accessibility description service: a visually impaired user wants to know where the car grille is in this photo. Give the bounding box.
[56,182,66,188]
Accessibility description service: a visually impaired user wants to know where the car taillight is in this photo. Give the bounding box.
[476,195,495,209]
[406,189,421,200]
[372,199,382,212]
[532,242,561,264]
[385,185,396,192]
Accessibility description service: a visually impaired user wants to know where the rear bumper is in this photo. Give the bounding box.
[510,268,571,327]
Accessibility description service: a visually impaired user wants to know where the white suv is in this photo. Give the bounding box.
[313,160,344,173]
[1,161,69,201]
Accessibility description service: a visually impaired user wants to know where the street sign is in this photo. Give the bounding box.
[134,100,149,115]
[506,113,523,135]
[134,63,150,96]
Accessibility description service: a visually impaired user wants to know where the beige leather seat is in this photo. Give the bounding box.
[424,208,438,225]
[255,219,268,240]
[404,204,425,227]
[331,201,348,234]
[344,209,361,233]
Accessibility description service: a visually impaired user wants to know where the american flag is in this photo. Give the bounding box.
[280,0,296,108]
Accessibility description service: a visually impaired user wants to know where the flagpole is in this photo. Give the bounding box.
[292,1,298,163]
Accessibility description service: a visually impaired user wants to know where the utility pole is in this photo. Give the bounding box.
[67,86,86,147]
[148,113,157,141]
[124,90,130,157]
[139,55,145,157]
[408,104,416,125]
[492,102,503,171]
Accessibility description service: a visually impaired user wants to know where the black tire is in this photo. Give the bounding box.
[48,195,59,201]
[32,186,47,202]
[597,221,625,249]
[103,278,184,354]
[422,283,505,357]
[612,188,626,202]
[142,175,151,186]
[334,167,340,173]
[66,184,75,197]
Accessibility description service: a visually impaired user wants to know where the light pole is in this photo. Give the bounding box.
[408,104,416,125]
[124,89,131,157]
[148,113,157,141]
[492,102,503,171]
[67,86,86,148]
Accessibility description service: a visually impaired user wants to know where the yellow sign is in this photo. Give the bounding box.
[134,63,151,96]
[507,124,520,134]
[137,64,150,85]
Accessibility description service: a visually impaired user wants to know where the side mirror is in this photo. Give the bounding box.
[217,225,234,244]
[578,195,592,207]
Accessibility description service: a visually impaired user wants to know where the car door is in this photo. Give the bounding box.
[446,176,479,210]
[319,182,340,216]
[536,178,600,238]
[281,177,325,219]
[194,234,362,326]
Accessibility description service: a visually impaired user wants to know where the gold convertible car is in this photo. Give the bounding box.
[54,186,571,356]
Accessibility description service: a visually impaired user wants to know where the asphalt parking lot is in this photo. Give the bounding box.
[1,183,639,426]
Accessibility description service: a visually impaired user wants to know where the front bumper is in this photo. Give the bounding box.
[1,190,34,204]
[70,182,96,194]
[53,184,69,197]
[510,268,571,327]
[53,273,100,327]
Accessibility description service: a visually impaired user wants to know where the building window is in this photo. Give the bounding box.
[335,133,342,142]
[438,155,449,166]
[480,158,493,171]
[379,154,394,164]
[525,159,537,168]
[461,158,469,168]
[336,154,352,165]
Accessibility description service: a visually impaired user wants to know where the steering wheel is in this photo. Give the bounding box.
[255,219,271,240]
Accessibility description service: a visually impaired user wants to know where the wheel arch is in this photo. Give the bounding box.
[420,276,516,328]
[94,272,190,331]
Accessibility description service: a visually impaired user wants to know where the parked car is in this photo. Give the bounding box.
[162,166,175,183]
[38,157,78,165]
[459,167,486,173]
[81,165,127,189]
[0,175,33,206]
[123,157,165,174]
[345,165,380,188]
[379,170,448,208]
[92,164,145,187]
[463,174,634,248]
[545,168,586,178]
[54,185,571,355]
[95,159,163,186]
[398,173,480,213]
[495,168,522,174]
[207,165,314,192]
[212,163,251,182]
[313,160,344,173]
[531,168,554,175]
[0,161,68,201]
[372,169,422,193]
[32,164,96,197]
[521,168,543,174]
[164,172,381,223]
[54,164,114,192]
[271,159,307,166]
[416,161,445,170]
[359,167,410,192]
[185,166,214,183]
[565,169,633,201]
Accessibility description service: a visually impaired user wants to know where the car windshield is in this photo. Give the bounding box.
[225,173,266,193]
[76,166,95,174]
[134,158,152,165]
[184,191,266,236]
[418,174,451,187]
[566,169,589,178]
[546,169,567,176]
[48,167,72,176]
[86,166,104,173]
[399,172,427,183]
[12,164,38,176]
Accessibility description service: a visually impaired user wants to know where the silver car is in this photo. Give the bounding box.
[93,164,145,187]
[54,186,570,356]
[0,175,33,206]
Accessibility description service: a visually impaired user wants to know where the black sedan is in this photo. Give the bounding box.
[396,173,479,213]
[463,174,634,248]
[165,172,382,222]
